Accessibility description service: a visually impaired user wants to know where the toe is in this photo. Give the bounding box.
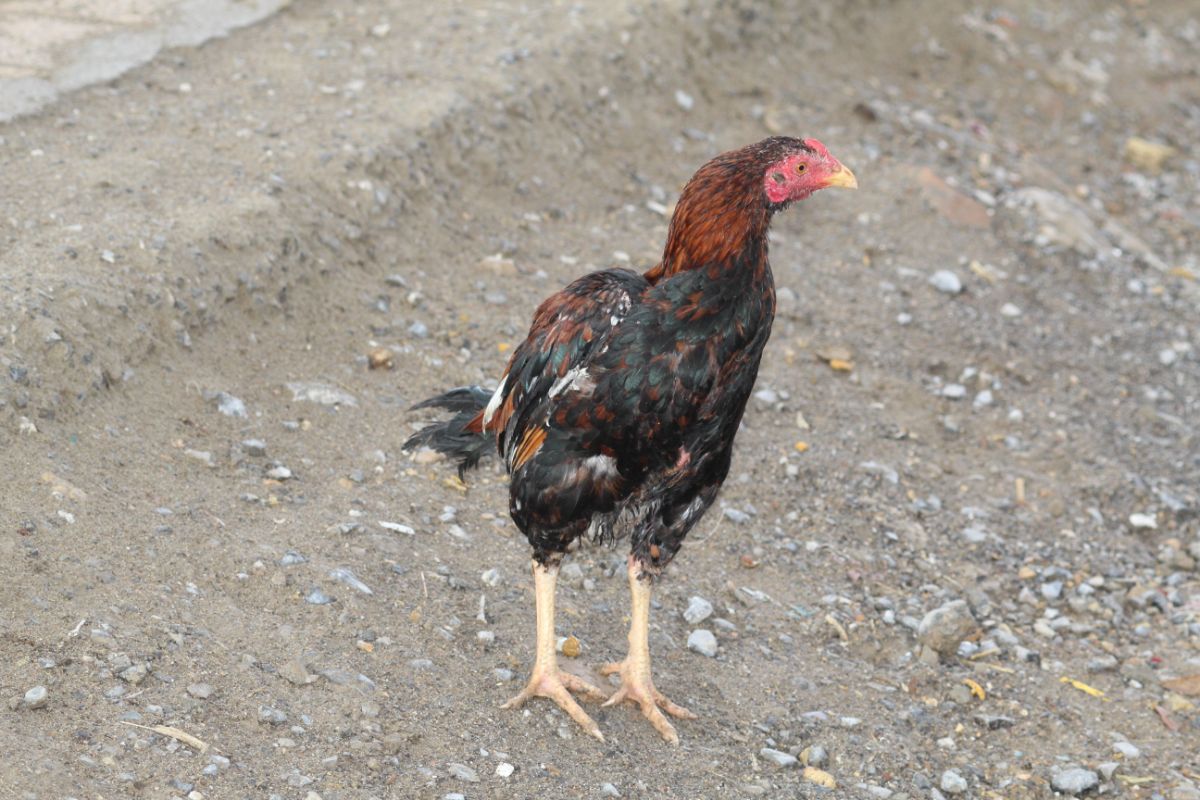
[598,662,623,677]
[546,684,605,741]
[654,691,697,720]
[558,670,609,703]
[641,702,680,745]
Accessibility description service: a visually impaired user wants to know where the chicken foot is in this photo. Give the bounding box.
[600,555,697,744]
[500,560,608,741]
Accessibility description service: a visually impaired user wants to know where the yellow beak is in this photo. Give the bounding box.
[823,164,858,190]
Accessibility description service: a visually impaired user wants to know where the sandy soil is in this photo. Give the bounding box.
[2,1,1198,798]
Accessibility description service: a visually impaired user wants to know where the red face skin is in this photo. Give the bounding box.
[762,138,856,205]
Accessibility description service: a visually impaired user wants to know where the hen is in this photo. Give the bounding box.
[406,137,856,742]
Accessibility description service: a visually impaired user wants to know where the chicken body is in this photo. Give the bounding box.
[406,137,856,742]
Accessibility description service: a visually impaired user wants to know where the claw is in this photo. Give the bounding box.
[502,668,606,741]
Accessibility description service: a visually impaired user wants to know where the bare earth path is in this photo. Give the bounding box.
[1,1,1198,798]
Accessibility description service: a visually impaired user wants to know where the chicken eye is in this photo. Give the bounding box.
[795,163,808,174]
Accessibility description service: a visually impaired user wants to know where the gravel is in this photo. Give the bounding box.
[23,686,48,709]
[687,629,718,657]
[928,270,963,294]
[759,748,798,768]
[917,600,976,657]
[1051,768,1100,795]
[683,596,714,624]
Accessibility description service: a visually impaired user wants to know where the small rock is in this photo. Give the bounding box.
[367,347,395,370]
[495,762,514,778]
[723,507,751,524]
[214,392,248,418]
[1124,137,1175,173]
[917,600,976,657]
[941,770,967,795]
[683,596,714,624]
[279,660,314,686]
[304,588,334,605]
[266,465,293,480]
[241,439,267,457]
[929,270,963,294]
[329,567,373,595]
[687,629,718,657]
[187,683,213,700]
[1112,740,1140,759]
[1129,513,1157,530]
[973,714,1015,730]
[674,90,694,110]
[480,254,517,276]
[1087,655,1119,673]
[600,782,621,797]
[448,762,479,782]
[1000,302,1022,317]
[940,383,967,399]
[23,686,48,709]
[759,748,798,768]
[801,744,828,767]
[286,382,357,407]
[258,706,288,725]
[119,664,149,685]
[1051,768,1099,795]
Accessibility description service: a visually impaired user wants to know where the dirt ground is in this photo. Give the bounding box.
[2,1,1198,798]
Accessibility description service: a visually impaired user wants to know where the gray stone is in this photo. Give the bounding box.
[448,762,479,782]
[683,596,713,624]
[929,270,963,294]
[258,705,288,725]
[687,629,718,657]
[940,770,967,795]
[917,600,976,656]
[1051,768,1099,795]
[1112,740,1140,759]
[186,683,213,699]
[759,748,797,768]
[23,685,48,709]
[241,438,267,457]
[804,745,828,767]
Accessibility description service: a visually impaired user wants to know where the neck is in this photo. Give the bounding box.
[644,157,772,284]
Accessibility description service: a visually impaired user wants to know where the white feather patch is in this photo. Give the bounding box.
[482,375,508,426]
[582,454,619,478]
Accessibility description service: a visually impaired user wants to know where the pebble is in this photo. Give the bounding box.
[214,392,248,418]
[379,520,416,536]
[723,507,751,524]
[1112,740,1140,759]
[266,465,293,480]
[687,629,718,657]
[600,782,621,797]
[279,550,307,566]
[187,683,213,699]
[304,588,334,605]
[259,706,288,725]
[802,745,828,767]
[759,748,798,768]
[674,89,694,110]
[940,383,967,399]
[448,762,479,782]
[1129,513,1157,530]
[120,664,149,684]
[929,270,963,294]
[1000,302,1022,317]
[917,600,976,656]
[329,567,373,595]
[940,770,967,795]
[683,596,714,624]
[23,685,48,709]
[241,438,267,457]
[1051,768,1099,795]
[408,320,429,338]
[495,762,514,778]
[279,660,314,685]
[287,382,358,407]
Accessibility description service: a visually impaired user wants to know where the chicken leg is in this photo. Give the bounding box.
[600,556,698,743]
[500,560,609,741]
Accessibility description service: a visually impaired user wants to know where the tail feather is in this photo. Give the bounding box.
[404,386,494,478]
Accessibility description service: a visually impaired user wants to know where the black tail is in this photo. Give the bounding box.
[403,386,493,478]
